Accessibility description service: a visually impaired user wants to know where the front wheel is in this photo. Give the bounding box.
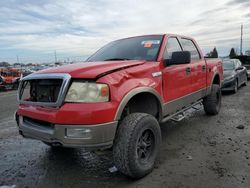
[233,80,238,93]
[243,74,248,86]
[203,84,221,115]
[113,113,161,179]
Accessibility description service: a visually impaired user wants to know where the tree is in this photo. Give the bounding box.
[206,47,218,58]
[229,48,237,58]
[0,62,10,67]
[210,47,218,58]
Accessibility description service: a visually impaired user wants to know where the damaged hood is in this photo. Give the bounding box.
[35,60,145,79]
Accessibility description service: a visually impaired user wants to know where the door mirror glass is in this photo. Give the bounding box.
[164,51,191,66]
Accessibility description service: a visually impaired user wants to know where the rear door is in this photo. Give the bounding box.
[162,37,192,114]
[180,38,207,97]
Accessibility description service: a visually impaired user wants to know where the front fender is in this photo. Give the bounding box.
[97,62,163,121]
[113,87,164,121]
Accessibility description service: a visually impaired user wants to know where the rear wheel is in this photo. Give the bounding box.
[113,113,161,179]
[203,84,221,115]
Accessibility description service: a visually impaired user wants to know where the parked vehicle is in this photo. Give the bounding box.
[243,61,250,78]
[0,68,22,90]
[232,55,250,78]
[222,59,247,93]
[0,76,5,90]
[16,34,223,178]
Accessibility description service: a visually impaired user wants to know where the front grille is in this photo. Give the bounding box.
[27,79,62,103]
[23,116,54,129]
[18,73,71,107]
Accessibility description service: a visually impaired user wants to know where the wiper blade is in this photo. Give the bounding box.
[104,58,131,61]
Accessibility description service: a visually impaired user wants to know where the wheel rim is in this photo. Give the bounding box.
[136,129,155,164]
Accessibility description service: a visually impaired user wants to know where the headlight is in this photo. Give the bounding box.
[65,82,109,102]
[225,75,234,81]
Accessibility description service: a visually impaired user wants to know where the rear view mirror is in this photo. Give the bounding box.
[164,51,191,66]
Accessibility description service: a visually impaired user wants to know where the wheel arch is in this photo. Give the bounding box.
[212,73,221,86]
[114,87,164,121]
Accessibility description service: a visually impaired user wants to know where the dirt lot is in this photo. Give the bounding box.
[0,85,250,188]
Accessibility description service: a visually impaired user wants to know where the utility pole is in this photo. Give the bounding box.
[54,50,57,63]
[16,55,20,64]
[240,24,243,55]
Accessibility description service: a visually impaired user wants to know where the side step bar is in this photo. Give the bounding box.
[161,100,203,123]
[171,113,185,122]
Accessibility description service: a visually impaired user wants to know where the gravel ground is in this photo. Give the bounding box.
[0,85,250,188]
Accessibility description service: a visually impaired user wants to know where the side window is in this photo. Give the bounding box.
[234,60,240,68]
[181,38,201,61]
[163,37,182,60]
[237,60,242,67]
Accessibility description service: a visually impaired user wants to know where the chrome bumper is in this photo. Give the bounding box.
[17,116,118,150]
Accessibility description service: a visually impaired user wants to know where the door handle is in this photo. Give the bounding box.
[186,67,191,75]
[202,65,206,71]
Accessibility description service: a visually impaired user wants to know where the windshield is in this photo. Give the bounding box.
[87,35,163,62]
[223,61,235,70]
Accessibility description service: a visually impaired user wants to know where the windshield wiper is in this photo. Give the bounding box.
[104,58,131,61]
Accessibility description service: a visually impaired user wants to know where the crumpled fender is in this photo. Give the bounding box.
[97,62,164,119]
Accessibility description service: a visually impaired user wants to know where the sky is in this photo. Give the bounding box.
[0,0,249,64]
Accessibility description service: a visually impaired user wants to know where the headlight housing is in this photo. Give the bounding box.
[225,75,235,81]
[65,81,109,102]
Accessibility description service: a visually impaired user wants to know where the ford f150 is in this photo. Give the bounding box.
[16,34,223,178]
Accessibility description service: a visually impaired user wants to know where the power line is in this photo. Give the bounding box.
[240,24,243,55]
[16,55,20,63]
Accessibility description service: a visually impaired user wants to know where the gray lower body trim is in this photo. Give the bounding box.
[18,116,118,150]
[163,87,208,117]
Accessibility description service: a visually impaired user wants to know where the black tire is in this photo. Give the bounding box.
[203,84,221,115]
[243,75,248,86]
[233,80,238,93]
[113,113,161,179]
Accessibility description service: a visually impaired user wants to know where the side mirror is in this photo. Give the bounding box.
[164,51,191,66]
[235,66,244,71]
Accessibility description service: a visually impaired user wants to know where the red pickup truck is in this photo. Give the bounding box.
[16,34,223,178]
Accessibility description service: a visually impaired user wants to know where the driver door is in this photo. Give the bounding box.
[162,37,192,115]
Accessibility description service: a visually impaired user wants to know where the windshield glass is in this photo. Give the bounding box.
[223,61,235,70]
[87,35,163,62]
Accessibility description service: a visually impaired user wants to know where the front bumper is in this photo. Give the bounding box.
[221,78,235,91]
[17,115,118,150]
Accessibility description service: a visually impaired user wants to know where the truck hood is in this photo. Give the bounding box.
[36,60,145,79]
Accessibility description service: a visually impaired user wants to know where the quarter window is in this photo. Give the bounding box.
[181,38,201,60]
